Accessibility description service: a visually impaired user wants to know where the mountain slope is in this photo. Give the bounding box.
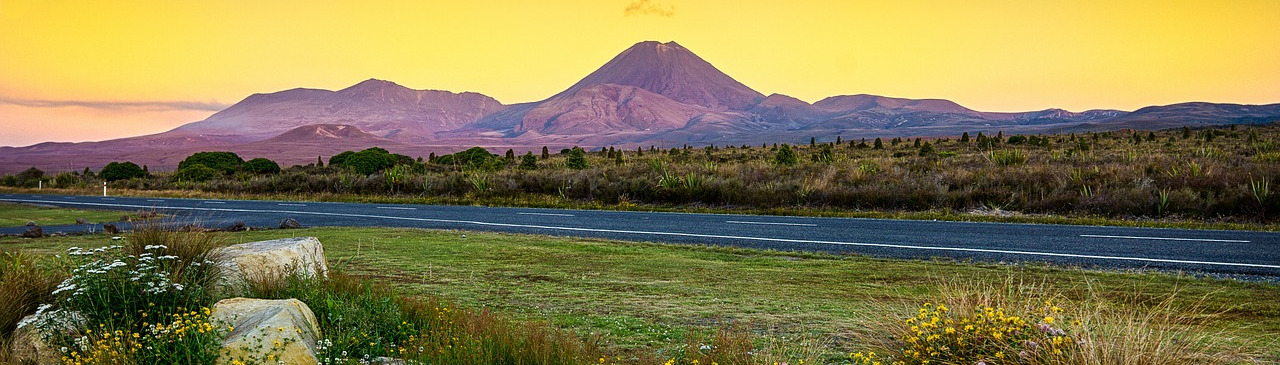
[174,79,505,143]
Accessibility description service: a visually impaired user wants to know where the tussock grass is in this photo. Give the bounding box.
[0,251,62,363]
[851,276,1267,364]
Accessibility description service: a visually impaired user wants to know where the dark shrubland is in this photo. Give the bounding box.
[6,124,1280,224]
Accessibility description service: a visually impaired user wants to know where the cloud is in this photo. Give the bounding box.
[0,96,229,112]
[624,0,675,17]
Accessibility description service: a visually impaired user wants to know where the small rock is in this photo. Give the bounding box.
[211,298,321,365]
[279,218,301,229]
[120,215,131,222]
[226,221,246,231]
[75,218,87,224]
[102,223,119,234]
[20,226,42,238]
[12,310,84,365]
[25,221,36,227]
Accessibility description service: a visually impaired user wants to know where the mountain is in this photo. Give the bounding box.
[488,41,765,142]
[173,79,505,143]
[3,40,1280,173]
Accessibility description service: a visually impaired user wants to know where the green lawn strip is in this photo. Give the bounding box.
[215,227,1280,360]
[0,201,133,227]
[3,186,1274,232]
[4,228,1278,361]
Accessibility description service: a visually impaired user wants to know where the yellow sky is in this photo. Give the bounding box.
[2,0,1278,146]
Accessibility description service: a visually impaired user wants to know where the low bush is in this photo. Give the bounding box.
[247,268,605,365]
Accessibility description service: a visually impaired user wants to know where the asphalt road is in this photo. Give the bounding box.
[2,193,1277,277]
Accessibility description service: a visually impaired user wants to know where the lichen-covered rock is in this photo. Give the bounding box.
[211,298,321,365]
[213,237,327,294]
[279,218,302,229]
[11,310,85,365]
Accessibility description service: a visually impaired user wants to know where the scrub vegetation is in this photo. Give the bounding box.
[4,124,1279,230]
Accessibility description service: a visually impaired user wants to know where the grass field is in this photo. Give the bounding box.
[4,227,1277,362]
[0,201,137,227]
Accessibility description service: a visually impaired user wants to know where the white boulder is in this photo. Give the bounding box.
[213,236,327,293]
[210,298,321,365]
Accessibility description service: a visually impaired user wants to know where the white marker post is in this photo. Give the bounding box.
[103,181,107,197]
[38,180,42,190]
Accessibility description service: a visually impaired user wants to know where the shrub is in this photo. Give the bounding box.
[0,252,60,340]
[172,165,219,182]
[178,151,244,175]
[566,147,589,170]
[519,151,538,170]
[100,161,147,181]
[329,151,356,167]
[774,144,797,165]
[243,158,281,174]
[435,147,504,171]
[989,149,1027,166]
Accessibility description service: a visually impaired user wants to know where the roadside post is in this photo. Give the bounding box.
[103,181,107,196]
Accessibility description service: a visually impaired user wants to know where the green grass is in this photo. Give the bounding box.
[0,201,135,227]
[4,227,1277,362]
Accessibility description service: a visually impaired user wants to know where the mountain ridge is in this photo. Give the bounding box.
[3,40,1279,173]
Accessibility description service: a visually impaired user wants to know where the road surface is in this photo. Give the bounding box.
[2,193,1277,277]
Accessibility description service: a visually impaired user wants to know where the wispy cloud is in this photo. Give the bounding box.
[624,0,675,17]
[0,96,228,112]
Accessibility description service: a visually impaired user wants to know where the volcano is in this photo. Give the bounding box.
[3,40,1279,173]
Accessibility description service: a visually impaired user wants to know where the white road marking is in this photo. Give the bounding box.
[203,201,224,204]
[726,220,817,227]
[278,203,307,207]
[101,198,114,200]
[518,212,574,217]
[1080,234,1250,243]
[5,197,1278,271]
[376,206,416,210]
[147,199,165,202]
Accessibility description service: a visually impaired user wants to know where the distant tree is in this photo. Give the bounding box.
[434,147,504,171]
[16,167,45,186]
[774,144,797,166]
[873,137,884,149]
[1182,126,1192,139]
[913,138,922,148]
[172,165,218,182]
[178,151,244,175]
[82,167,95,178]
[960,132,970,143]
[519,152,538,170]
[243,158,281,174]
[918,142,936,157]
[836,136,842,145]
[316,156,325,168]
[505,149,515,160]
[636,146,643,157]
[614,151,624,165]
[100,161,147,181]
[566,147,588,169]
[541,146,550,160]
[810,137,816,147]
